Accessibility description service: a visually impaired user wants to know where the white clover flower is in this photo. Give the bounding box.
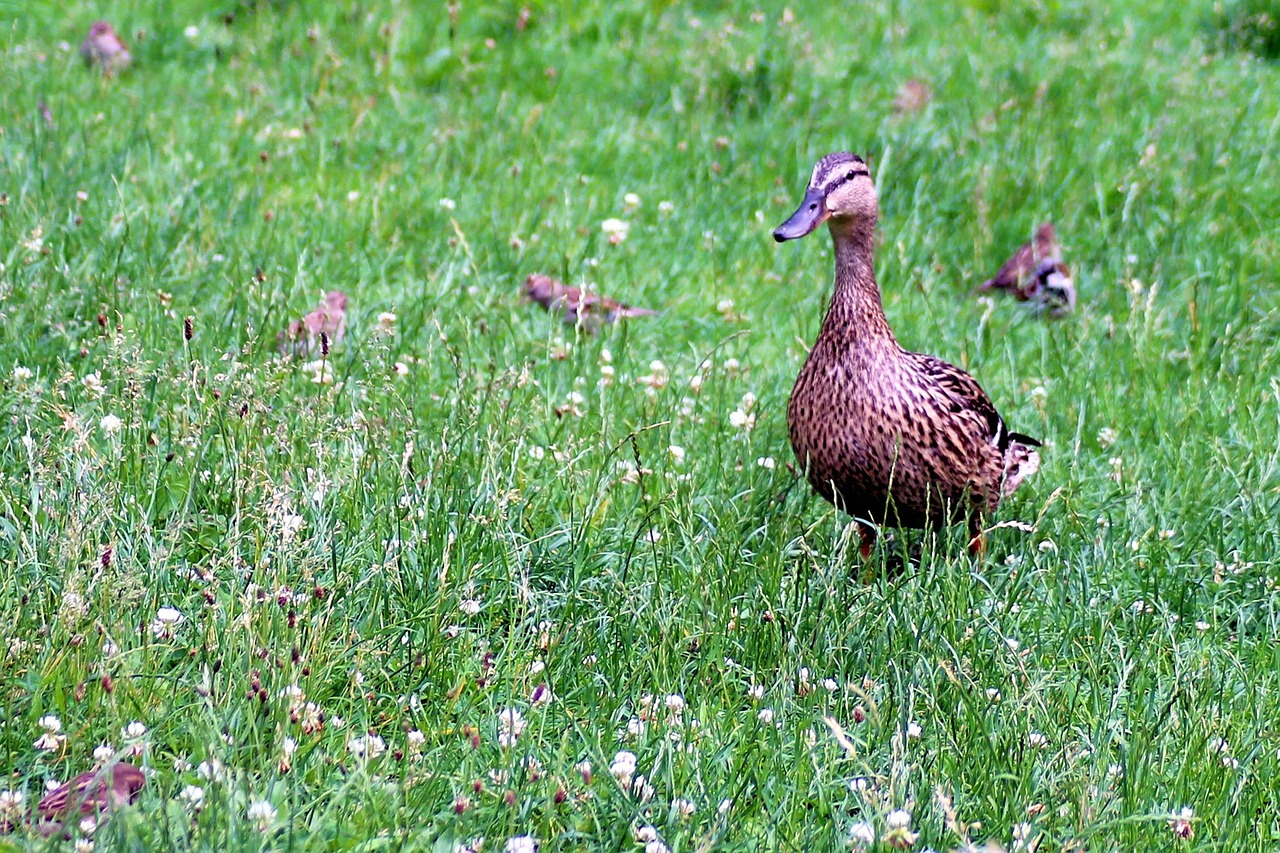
[883,809,918,848]
[1168,806,1194,839]
[438,198,457,211]
[179,785,205,811]
[609,750,637,785]
[497,708,526,748]
[183,25,200,39]
[301,359,334,385]
[601,218,630,244]
[756,456,776,469]
[1097,426,1118,447]
[13,366,33,381]
[667,445,686,464]
[657,200,675,215]
[1028,731,1048,748]
[4,790,29,819]
[849,821,876,850]
[392,361,409,377]
[635,826,658,843]
[34,715,66,751]
[623,192,641,210]
[247,799,277,831]
[757,708,775,724]
[504,837,537,853]
[92,744,115,765]
[906,721,922,739]
[347,190,360,202]
[348,734,386,758]
[151,606,183,639]
[459,598,482,616]
[672,797,695,816]
[748,684,764,701]
[728,409,755,431]
[376,312,397,335]
[81,373,105,398]
[197,758,226,782]
[75,840,94,853]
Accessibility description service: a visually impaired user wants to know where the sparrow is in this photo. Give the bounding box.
[80,22,132,75]
[279,291,348,357]
[522,274,656,330]
[34,762,145,835]
[977,222,1075,316]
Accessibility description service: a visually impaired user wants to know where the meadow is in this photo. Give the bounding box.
[2,0,1280,850]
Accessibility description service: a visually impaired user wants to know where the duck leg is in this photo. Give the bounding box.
[858,522,876,561]
[967,516,985,558]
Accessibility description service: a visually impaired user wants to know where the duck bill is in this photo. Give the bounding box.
[772,188,830,242]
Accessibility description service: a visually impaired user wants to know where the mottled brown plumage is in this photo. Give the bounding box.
[37,762,144,829]
[522,274,656,330]
[978,222,1075,316]
[774,152,1041,556]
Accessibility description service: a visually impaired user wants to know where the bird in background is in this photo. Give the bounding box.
[775,152,1041,559]
[522,273,657,330]
[34,761,145,836]
[279,291,348,357]
[978,222,1075,317]
[80,21,132,75]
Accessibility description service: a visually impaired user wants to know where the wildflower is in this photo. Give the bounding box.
[81,373,105,398]
[1097,426,1118,447]
[179,785,205,811]
[748,684,764,701]
[0,790,25,823]
[376,312,397,335]
[348,734,386,759]
[92,744,115,765]
[1012,822,1036,851]
[631,774,655,801]
[601,218,630,245]
[183,25,200,39]
[1195,620,1210,631]
[667,445,686,464]
[280,736,297,771]
[347,190,360,202]
[610,750,637,786]
[196,758,226,782]
[883,809,918,848]
[459,599,482,616]
[729,391,757,432]
[530,683,554,706]
[658,201,675,215]
[391,361,409,377]
[75,840,94,853]
[247,799,277,831]
[301,359,334,385]
[849,821,876,850]
[1168,806,1193,839]
[985,687,1001,702]
[151,606,183,639]
[1028,732,1048,748]
[906,721,922,739]
[34,715,66,751]
[13,365,33,381]
[757,708,775,724]
[439,198,457,211]
[672,797,695,817]
[637,360,669,389]
[623,192,641,210]
[497,708,526,748]
[756,456,776,469]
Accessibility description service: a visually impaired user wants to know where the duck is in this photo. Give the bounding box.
[977,222,1075,316]
[522,273,657,331]
[773,152,1041,557]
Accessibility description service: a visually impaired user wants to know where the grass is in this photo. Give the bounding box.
[1,0,1279,850]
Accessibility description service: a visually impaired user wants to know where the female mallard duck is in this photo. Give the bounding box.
[774,152,1041,557]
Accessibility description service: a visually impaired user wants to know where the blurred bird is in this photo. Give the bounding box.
[892,79,932,115]
[978,222,1075,316]
[522,274,656,329]
[279,291,348,357]
[36,762,144,834]
[80,22,132,75]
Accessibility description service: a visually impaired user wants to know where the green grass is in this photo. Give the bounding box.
[2,1,1279,850]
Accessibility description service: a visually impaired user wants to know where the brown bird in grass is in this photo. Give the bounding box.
[522,274,657,329]
[279,291,348,357]
[978,222,1075,316]
[774,152,1041,558]
[34,762,144,835]
[80,22,132,75]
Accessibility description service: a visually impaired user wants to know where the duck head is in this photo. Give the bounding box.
[773,152,876,242]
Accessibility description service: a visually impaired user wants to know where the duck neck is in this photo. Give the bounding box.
[822,218,896,348]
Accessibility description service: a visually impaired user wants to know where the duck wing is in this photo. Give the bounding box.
[907,352,1040,451]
